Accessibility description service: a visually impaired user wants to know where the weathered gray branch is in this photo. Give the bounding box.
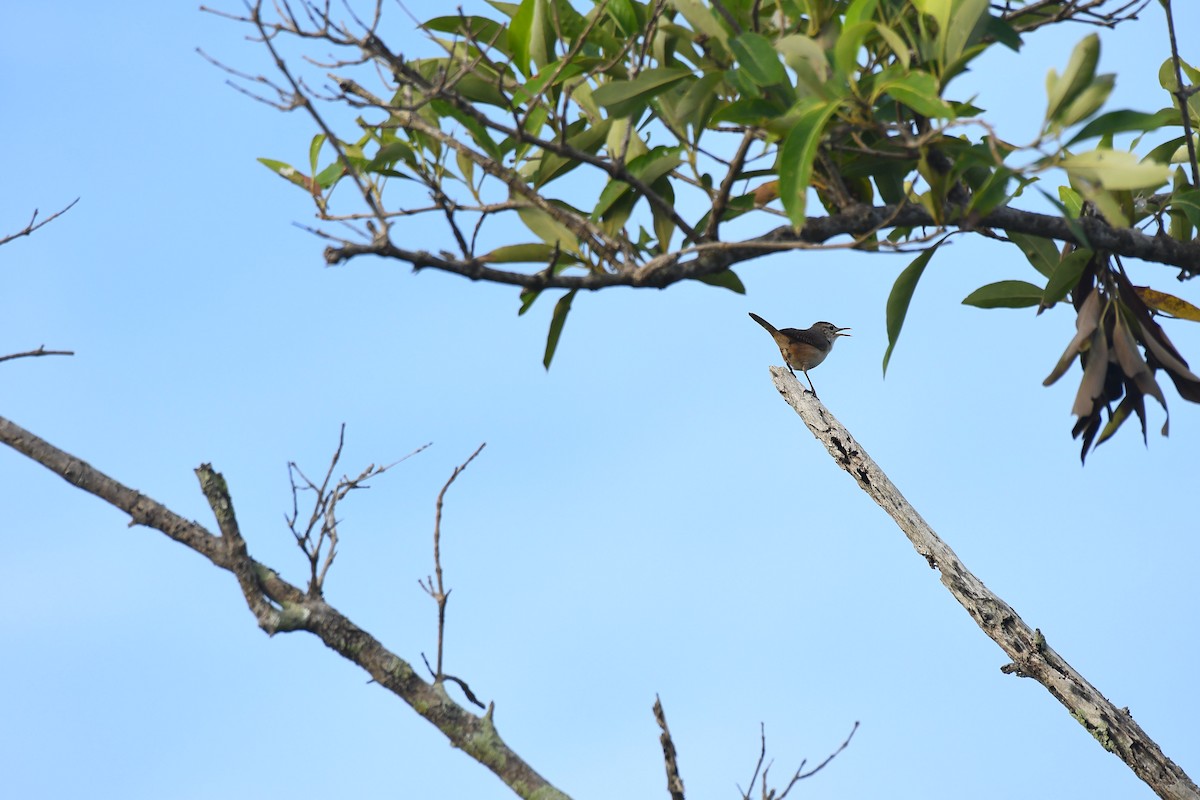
[766,366,1198,800]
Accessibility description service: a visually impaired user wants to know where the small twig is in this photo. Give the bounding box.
[738,721,858,800]
[0,198,79,247]
[736,724,769,800]
[0,346,75,365]
[1161,0,1199,187]
[772,722,859,800]
[419,442,486,679]
[653,696,686,800]
[287,425,429,595]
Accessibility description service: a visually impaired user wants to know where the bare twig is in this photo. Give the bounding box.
[737,721,857,800]
[420,442,486,680]
[0,346,75,365]
[287,425,429,595]
[1160,0,1199,187]
[0,198,79,247]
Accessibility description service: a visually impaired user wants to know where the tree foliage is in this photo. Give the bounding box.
[225,0,1200,461]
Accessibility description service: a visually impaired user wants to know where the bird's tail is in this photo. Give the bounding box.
[748,312,779,336]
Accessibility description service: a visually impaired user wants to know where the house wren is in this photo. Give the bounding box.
[749,312,851,397]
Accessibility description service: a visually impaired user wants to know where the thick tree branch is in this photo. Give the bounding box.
[0,414,570,800]
[764,368,1198,800]
[325,202,1200,289]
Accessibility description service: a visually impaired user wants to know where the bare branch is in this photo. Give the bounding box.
[287,424,429,596]
[0,198,79,247]
[420,442,486,680]
[0,346,75,365]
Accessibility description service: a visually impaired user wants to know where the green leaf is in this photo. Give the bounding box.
[509,0,555,75]
[1067,108,1177,146]
[426,15,506,44]
[833,22,874,79]
[874,23,911,69]
[778,99,843,230]
[593,147,683,219]
[671,0,729,54]
[693,269,746,293]
[1057,185,1084,217]
[483,242,571,263]
[1061,149,1170,191]
[533,119,612,186]
[591,67,694,118]
[730,32,789,87]
[313,162,344,189]
[517,206,581,254]
[1045,34,1100,129]
[775,35,831,94]
[942,0,988,67]
[883,243,940,375]
[962,280,1044,309]
[878,69,955,119]
[966,167,1013,216]
[518,288,540,315]
[843,0,880,28]
[674,71,725,134]
[1007,232,1060,278]
[1041,247,1093,307]
[308,134,326,176]
[604,0,638,37]
[543,289,577,369]
[257,158,313,191]
[1050,74,1114,133]
[1170,188,1200,229]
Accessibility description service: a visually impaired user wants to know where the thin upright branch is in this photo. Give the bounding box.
[421,442,486,679]
[1161,0,1199,186]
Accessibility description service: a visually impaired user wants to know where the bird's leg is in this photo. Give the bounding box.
[802,369,818,397]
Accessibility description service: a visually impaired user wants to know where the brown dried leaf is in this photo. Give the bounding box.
[1072,326,1110,417]
[1112,313,1168,410]
[1044,288,1103,387]
[1139,322,1200,383]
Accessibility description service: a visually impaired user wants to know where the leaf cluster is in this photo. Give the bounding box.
[229,0,1200,455]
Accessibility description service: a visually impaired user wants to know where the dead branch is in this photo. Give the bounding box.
[653,696,686,800]
[766,367,1198,800]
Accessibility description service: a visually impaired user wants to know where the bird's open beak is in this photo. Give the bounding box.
[836,327,852,337]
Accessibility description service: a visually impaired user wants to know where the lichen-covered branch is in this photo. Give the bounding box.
[0,413,570,800]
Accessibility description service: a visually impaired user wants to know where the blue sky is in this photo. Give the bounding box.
[2,3,1198,799]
